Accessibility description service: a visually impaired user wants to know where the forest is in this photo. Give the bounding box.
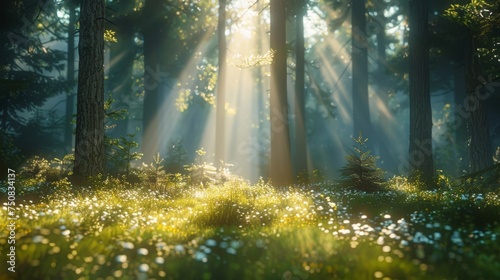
[1,0,500,279]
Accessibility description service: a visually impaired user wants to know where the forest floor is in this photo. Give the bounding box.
[1,178,500,279]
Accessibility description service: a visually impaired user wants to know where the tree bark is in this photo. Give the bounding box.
[270,0,293,186]
[464,30,493,172]
[408,0,434,185]
[73,0,106,182]
[215,0,227,167]
[352,0,371,141]
[295,0,308,180]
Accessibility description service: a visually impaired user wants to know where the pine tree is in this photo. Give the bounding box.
[339,134,385,192]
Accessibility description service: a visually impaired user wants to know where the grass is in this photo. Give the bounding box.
[1,176,500,279]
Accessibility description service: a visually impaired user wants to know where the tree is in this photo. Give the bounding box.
[370,0,400,173]
[140,0,215,162]
[73,0,106,182]
[352,0,371,141]
[408,0,434,185]
[215,0,227,167]
[107,0,137,139]
[64,0,77,152]
[141,0,167,162]
[464,29,493,172]
[0,0,66,132]
[339,134,385,192]
[270,0,293,186]
[294,0,308,180]
[444,0,499,173]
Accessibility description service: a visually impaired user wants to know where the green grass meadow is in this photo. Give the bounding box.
[1,176,500,279]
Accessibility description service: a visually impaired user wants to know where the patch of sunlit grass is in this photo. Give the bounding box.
[1,175,499,279]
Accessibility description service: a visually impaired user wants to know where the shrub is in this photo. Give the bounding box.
[139,152,167,189]
[106,133,143,176]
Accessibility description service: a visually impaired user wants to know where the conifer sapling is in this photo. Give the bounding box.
[339,133,385,192]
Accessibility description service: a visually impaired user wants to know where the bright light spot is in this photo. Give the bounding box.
[115,255,127,263]
[121,242,134,249]
[139,263,149,272]
[137,248,149,255]
[206,239,217,247]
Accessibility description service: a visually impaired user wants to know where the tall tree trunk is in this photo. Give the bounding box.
[454,64,469,174]
[255,0,268,177]
[65,0,76,153]
[108,0,136,138]
[464,30,492,172]
[352,0,371,141]
[408,0,434,185]
[142,0,165,162]
[215,0,227,167]
[295,0,308,180]
[74,0,105,182]
[270,0,293,186]
[373,1,397,173]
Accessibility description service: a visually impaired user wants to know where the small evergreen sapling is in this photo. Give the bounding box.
[339,134,385,192]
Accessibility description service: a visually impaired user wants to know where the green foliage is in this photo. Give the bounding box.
[0,0,68,132]
[387,175,420,193]
[139,152,167,190]
[459,162,500,191]
[232,49,275,69]
[14,108,64,158]
[444,0,500,75]
[106,133,143,176]
[87,174,133,192]
[184,148,240,186]
[165,138,188,173]
[103,97,142,176]
[175,62,218,112]
[12,155,74,196]
[339,134,386,192]
[51,153,75,178]
[0,131,23,177]
[104,97,128,126]
[19,156,51,183]
[444,0,498,33]
[433,104,463,176]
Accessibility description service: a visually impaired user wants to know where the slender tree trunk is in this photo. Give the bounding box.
[372,12,397,174]
[108,0,136,138]
[295,0,308,180]
[270,0,293,186]
[73,0,105,182]
[65,1,76,153]
[408,0,434,185]
[454,64,469,174]
[255,0,268,177]
[464,30,492,172]
[142,0,165,162]
[352,0,371,140]
[215,0,227,167]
